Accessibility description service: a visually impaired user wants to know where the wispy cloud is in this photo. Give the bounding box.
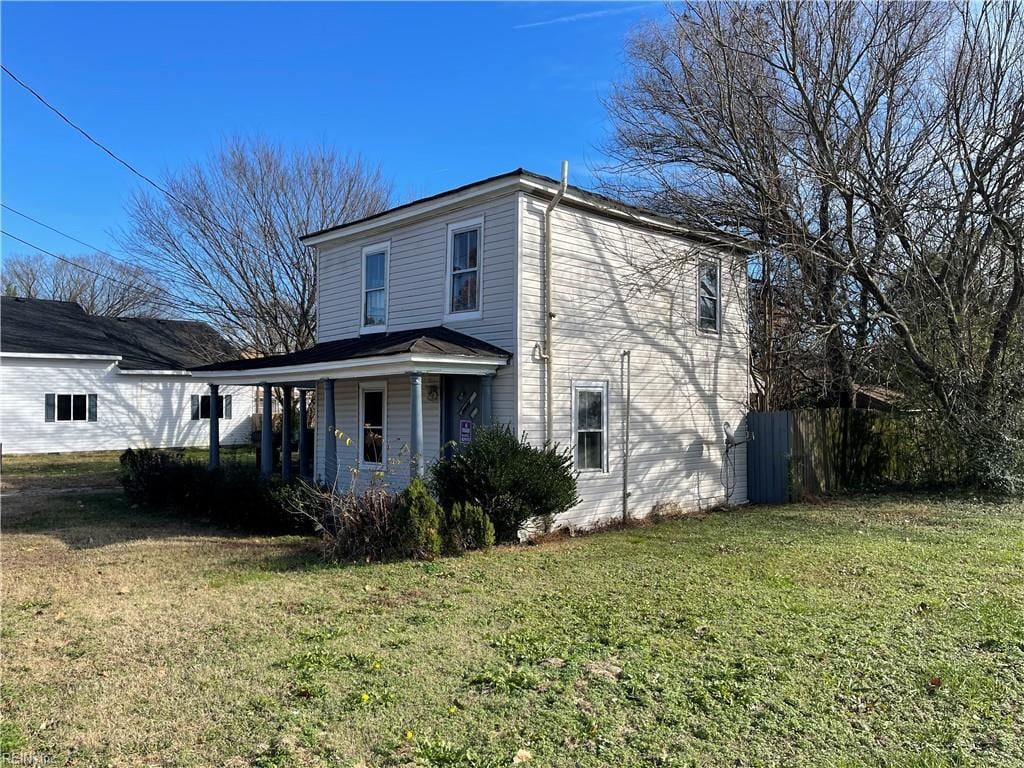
[513,4,651,31]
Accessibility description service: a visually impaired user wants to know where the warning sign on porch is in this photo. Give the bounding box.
[459,418,474,444]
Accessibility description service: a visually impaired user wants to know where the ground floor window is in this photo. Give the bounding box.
[191,394,232,420]
[573,381,608,472]
[359,383,387,466]
[45,393,97,422]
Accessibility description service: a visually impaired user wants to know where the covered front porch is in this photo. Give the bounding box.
[191,327,511,486]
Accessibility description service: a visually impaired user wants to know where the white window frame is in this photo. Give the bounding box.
[358,380,388,469]
[46,392,97,423]
[444,216,484,322]
[360,241,390,334]
[697,258,721,334]
[191,394,232,421]
[572,380,609,474]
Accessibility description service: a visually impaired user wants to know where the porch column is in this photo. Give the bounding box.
[298,389,310,479]
[208,383,220,470]
[479,373,494,428]
[410,372,424,478]
[281,385,293,482]
[323,378,337,487]
[260,383,273,478]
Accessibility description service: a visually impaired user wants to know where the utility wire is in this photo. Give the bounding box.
[1,229,178,310]
[2,64,279,263]
[1,203,198,312]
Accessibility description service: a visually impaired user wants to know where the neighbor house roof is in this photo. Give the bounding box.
[1,296,236,370]
[300,168,758,254]
[194,326,511,372]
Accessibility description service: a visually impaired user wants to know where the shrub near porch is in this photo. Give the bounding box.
[2,487,1022,767]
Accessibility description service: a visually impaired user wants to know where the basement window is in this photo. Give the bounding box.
[573,382,608,472]
[191,394,232,420]
[45,393,97,422]
[698,259,721,333]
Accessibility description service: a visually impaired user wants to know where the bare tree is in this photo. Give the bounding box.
[120,138,392,356]
[2,252,168,317]
[606,1,1024,490]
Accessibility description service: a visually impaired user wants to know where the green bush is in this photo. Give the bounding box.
[443,501,495,554]
[393,478,443,559]
[119,448,303,534]
[429,425,579,542]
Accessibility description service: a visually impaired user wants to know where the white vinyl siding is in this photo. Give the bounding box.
[1,359,253,454]
[316,193,519,429]
[518,194,749,528]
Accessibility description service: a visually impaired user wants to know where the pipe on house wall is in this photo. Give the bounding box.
[541,160,569,443]
[621,350,631,522]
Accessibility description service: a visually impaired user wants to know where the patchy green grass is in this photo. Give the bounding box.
[1,446,256,492]
[1,488,1021,767]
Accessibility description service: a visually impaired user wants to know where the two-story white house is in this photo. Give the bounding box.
[196,168,750,528]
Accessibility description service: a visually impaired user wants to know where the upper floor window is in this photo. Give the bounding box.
[573,381,608,472]
[191,394,232,420]
[446,218,483,319]
[362,242,389,332]
[698,259,720,333]
[45,393,97,422]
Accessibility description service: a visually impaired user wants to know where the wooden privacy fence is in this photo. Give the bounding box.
[746,409,962,503]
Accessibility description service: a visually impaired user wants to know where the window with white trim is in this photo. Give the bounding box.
[190,394,232,420]
[359,383,387,466]
[698,259,720,332]
[45,393,97,422]
[361,242,389,331]
[446,218,482,317]
[573,382,608,472]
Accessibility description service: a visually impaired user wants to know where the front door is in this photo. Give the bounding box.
[442,375,482,454]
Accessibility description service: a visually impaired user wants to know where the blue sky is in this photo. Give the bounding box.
[1,1,667,262]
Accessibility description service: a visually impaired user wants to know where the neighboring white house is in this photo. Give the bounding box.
[0,296,253,454]
[195,168,750,529]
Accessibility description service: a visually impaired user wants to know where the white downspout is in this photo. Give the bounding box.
[541,160,569,443]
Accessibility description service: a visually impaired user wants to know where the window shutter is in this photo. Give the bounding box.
[224,394,232,419]
[45,393,55,422]
[191,394,200,420]
[88,394,98,422]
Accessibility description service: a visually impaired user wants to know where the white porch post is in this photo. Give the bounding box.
[410,372,424,478]
[298,389,310,479]
[208,383,220,470]
[479,373,494,428]
[260,383,273,478]
[322,378,337,487]
[281,385,293,482]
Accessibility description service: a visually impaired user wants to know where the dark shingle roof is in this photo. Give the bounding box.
[1,296,236,370]
[195,326,510,372]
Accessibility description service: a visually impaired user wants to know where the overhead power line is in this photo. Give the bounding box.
[1,229,173,305]
[1,204,198,312]
[1,64,279,263]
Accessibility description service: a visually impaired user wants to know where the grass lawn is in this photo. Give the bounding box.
[1,469,1021,766]
[0,446,256,492]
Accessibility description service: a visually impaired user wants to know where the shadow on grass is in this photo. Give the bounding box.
[1,488,320,556]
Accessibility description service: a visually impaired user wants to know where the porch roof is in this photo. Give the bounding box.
[191,326,511,385]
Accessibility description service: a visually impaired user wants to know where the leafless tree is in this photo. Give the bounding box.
[120,138,392,356]
[606,1,1024,489]
[2,252,168,317]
